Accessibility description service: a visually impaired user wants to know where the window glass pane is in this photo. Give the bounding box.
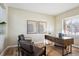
[63,15,79,35]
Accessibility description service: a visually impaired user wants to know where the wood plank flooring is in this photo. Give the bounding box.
[3,47,18,56]
[46,45,79,56]
[3,45,79,56]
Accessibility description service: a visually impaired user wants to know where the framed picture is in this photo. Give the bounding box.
[27,20,37,34]
[27,20,47,34]
[37,22,47,34]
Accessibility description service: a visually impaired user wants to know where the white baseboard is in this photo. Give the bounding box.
[34,41,44,44]
[0,45,18,56]
[72,45,79,48]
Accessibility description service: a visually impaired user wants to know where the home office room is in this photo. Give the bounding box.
[0,0,79,57]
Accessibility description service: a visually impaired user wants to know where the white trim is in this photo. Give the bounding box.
[0,45,18,56]
[72,45,79,48]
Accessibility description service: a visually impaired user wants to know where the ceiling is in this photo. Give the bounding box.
[7,3,79,15]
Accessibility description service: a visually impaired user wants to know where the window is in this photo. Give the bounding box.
[0,4,6,34]
[63,15,79,35]
[0,4,6,22]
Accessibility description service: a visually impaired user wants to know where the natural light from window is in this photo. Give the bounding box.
[63,15,79,35]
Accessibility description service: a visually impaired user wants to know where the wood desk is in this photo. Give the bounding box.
[45,35,74,56]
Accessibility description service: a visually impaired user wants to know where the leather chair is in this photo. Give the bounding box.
[18,34,32,56]
[18,34,46,56]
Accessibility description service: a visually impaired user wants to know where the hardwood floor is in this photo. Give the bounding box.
[3,45,79,56]
[3,47,18,56]
[46,45,79,56]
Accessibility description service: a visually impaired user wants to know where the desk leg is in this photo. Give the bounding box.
[67,45,72,54]
[66,45,72,55]
[62,47,65,56]
[62,46,68,56]
[62,45,72,56]
[44,46,46,56]
[69,45,72,53]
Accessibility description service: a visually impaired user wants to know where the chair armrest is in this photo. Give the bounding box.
[32,44,46,56]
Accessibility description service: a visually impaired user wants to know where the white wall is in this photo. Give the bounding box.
[8,7,55,46]
[55,7,79,35]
